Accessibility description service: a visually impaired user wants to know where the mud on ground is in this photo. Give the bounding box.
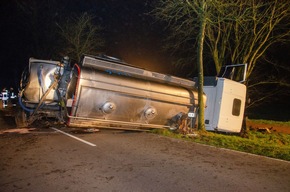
[246,121,290,134]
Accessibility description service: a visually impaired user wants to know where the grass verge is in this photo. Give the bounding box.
[151,129,290,161]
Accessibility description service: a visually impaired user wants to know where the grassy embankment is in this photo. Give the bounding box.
[152,120,290,161]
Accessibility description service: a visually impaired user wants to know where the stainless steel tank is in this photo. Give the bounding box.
[66,55,202,130]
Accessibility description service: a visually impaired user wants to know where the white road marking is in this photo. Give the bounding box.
[50,127,96,147]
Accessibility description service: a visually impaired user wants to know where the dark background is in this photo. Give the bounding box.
[0,0,289,121]
[0,0,171,89]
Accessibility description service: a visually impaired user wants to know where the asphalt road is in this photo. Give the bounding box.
[0,128,289,192]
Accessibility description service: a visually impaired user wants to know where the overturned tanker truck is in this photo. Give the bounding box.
[16,54,246,133]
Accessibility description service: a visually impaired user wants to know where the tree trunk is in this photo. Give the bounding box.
[197,12,206,131]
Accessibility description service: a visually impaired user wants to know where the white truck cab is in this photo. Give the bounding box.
[203,64,247,133]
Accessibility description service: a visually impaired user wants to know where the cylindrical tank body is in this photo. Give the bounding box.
[66,55,203,130]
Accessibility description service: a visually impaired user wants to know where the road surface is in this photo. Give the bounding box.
[0,127,289,192]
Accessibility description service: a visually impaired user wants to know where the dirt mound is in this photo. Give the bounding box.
[247,121,290,134]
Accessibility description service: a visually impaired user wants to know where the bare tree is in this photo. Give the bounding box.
[206,0,290,110]
[57,13,105,62]
[152,0,290,113]
[153,0,221,131]
[184,0,208,131]
[247,57,290,108]
[205,0,290,79]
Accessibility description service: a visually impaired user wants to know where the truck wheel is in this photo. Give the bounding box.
[15,109,28,128]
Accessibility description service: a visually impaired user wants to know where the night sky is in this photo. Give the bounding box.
[0,0,171,89]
